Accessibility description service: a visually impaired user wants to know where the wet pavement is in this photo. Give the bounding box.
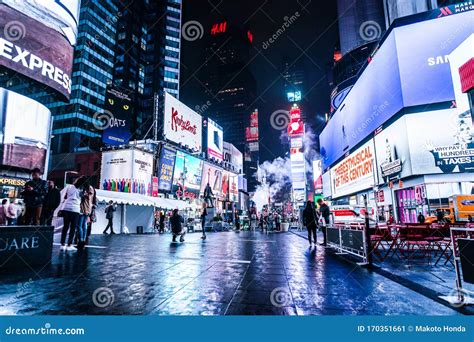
[0,231,461,315]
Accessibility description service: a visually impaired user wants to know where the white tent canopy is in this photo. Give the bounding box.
[95,189,192,210]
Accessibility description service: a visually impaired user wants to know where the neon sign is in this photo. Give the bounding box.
[211,21,227,35]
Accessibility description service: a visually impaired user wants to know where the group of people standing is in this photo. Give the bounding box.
[59,175,97,252]
[0,168,62,226]
[303,199,330,247]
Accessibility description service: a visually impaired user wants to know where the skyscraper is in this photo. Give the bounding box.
[199,19,257,152]
[113,0,182,140]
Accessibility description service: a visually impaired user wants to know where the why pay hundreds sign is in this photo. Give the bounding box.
[330,140,376,198]
[163,92,202,152]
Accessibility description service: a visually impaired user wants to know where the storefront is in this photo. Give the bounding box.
[0,176,27,199]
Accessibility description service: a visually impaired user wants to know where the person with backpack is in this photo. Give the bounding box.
[170,208,185,243]
[303,201,319,247]
[103,201,116,234]
[77,181,94,250]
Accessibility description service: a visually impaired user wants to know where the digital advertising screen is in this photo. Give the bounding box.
[100,149,154,196]
[206,118,224,161]
[0,4,74,99]
[200,162,224,199]
[172,151,203,199]
[102,85,133,146]
[157,146,176,192]
[163,92,202,153]
[223,142,243,173]
[0,88,51,173]
[319,9,473,170]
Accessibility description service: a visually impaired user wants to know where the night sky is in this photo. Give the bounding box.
[180,0,338,162]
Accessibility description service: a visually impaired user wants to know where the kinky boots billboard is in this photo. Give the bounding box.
[0,226,54,268]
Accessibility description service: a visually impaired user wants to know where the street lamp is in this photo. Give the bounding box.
[64,171,79,188]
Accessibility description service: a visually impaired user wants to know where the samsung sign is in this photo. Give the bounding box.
[319,9,473,170]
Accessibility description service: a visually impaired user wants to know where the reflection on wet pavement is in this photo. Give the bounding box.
[0,231,459,315]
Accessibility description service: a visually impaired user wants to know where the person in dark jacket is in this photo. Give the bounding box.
[200,204,207,240]
[159,211,165,233]
[40,180,61,225]
[21,168,48,225]
[317,198,330,246]
[103,201,116,234]
[303,201,319,246]
[417,212,425,224]
[170,209,185,242]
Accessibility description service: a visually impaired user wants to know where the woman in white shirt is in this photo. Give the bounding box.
[60,176,87,251]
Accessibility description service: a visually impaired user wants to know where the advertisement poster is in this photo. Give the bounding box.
[163,92,202,152]
[290,137,306,190]
[172,151,203,200]
[2,0,81,45]
[100,149,154,196]
[406,108,474,175]
[330,140,376,198]
[151,177,159,197]
[228,173,239,202]
[102,85,133,146]
[312,160,323,194]
[207,118,224,161]
[0,5,74,99]
[223,142,243,173]
[200,162,224,199]
[0,88,51,173]
[319,10,473,170]
[157,146,176,192]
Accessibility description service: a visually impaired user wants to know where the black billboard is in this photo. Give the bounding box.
[101,85,133,146]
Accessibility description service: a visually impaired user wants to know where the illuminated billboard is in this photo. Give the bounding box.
[163,92,202,152]
[330,140,376,198]
[2,0,81,45]
[313,160,323,194]
[223,142,243,173]
[172,151,203,200]
[200,162,224,199]
[319,9,473,170]
[206,118,224,161]
[290,136,306,192]
[102,85,133,146]
[100,149,154,196]
[0,88,52,173]
[286,91,301,102]
[0,5,74,99]
[157,146,176,192]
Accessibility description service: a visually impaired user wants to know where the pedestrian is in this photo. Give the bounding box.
[417,212,425,224]
[20,168,48,225]
[86,187,97,244]
[103,200,116,234]
[59,176,87,252]
[41,180,61,225]
[235,211,241,231]
[200,204,207,240]
[77,181,94,250]
[170,208,185,243]
[388,214,395,224]
[159,211,165,233]
[317,198,330,246]
[0,199,8,225]
[274,212,281,231]
[303,201,319,247]
[5,199,19,225]
[468,214,473,223]
[436,209,445,223]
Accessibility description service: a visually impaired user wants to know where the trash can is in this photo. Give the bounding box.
[137,226,144,234]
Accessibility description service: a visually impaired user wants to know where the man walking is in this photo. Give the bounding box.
[21,168,48,225]
[103,201,116,234]
[317,198,330,246]
[41,180,61,225]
